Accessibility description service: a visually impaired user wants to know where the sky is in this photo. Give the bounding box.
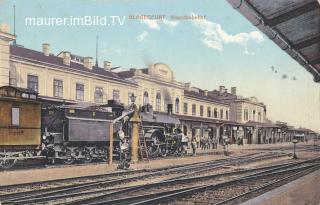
[0,0,319,132]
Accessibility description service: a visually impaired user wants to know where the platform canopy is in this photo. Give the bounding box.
[227,0,320,82]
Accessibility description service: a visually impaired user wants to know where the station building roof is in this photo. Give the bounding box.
[10,45,137,86]
[227,0,320,82]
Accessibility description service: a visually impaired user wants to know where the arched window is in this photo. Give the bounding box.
[143,91,149,105]
[175,98,180,114]
[214,108,218,118]
[258,112,261,122]
[156,92,161,111]
[253,110,256,121]
[207,107,211,117]
[220,109,224,119]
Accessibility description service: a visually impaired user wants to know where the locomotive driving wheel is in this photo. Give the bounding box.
[63,150,75,165]
[81,151,93,163]
[101,147,108,162]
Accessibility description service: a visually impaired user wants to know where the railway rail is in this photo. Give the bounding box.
[76,157,319,205]
[0,152,288,204]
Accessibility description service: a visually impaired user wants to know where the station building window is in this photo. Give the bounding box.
[143,91,149,105]
[192,104,196,116]
[244,109,249,121]
[128,92,134,105]
[113,90,120,102]
[175,98,180,114]
[214,108,218,118]
[156,92,161,111]
[258,112,261,122]
[200,105,204,117]
[226,110,229,120]
[253,110,256,121]
[94,87,104,103]
[53,79,63,98]
[207,107,211,118]
[220,109,224,119]
[27,75,38,92]
[183,103,188,114]
[76,83,84,101]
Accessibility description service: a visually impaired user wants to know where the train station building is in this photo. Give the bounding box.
[0,24,317,145]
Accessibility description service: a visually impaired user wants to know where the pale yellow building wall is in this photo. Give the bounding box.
[134,78,184,113]
[183,97,230,120]
[11,60,137,104]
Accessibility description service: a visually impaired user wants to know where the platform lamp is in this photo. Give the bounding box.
[292,139,298,159]
[129,93,141,163]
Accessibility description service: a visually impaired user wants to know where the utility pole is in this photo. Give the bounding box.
[95,35,99,68]
[13,4,16,44]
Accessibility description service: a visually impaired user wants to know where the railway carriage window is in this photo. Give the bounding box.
[113,90,120,103]
[143,91,149,105]
[54,79,63,98]
[183,103,188,115]
[76,83,84,101]
[29,94,37,99]
[175,98,180,114]
[200,105,204,117]
[21,93,29,98]
[156,92,161,111]
[192,104,196,116]
[27,75,38,92]
[95,87,104,103]
[12,107,20,126]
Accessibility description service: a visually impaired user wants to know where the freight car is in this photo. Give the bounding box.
[0,86,41,169]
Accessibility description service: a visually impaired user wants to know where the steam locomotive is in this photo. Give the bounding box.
[0,86,183,169]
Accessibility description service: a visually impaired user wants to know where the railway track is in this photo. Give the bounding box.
[79,157,319,205]
[1,150,227,172]
[0,152,287,204]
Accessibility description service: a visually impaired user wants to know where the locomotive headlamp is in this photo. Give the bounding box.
[42,135,47,140]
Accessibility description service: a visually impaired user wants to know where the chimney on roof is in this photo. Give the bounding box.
[0,23,10,33]
[219,86,225,95]
[42,43,50,56]
[204,90,208,96]
[104,61,111,71]
[184,83,191,91]
[83,57,93,70]
[61,51,71,66]
[231,87,237,95]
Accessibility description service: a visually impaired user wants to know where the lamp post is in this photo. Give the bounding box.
[292,139,298,159]
[129,93,141,163]
[223,135,229,156]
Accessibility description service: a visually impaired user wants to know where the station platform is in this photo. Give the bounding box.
[240,169,320,205]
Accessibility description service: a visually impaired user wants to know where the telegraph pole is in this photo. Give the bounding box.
[13,4,16,44]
